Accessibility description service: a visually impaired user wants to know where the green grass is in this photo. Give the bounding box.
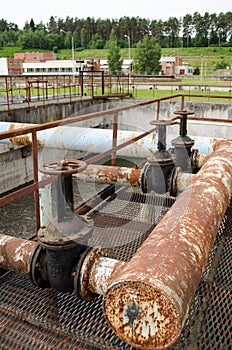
[0,47,52,57]
[1,46,231,73]
[128,89,232,101]
[162,46,232,57]
[93,86,232,101]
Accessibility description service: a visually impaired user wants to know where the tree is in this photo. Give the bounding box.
[164,17,181,48]
[89,33,104,49]
[29,19,36,32]
[48,16,58,34]
[192,12,208,47]
[107,29,123,74]
[81,28,88,49]
[214,60,230,70]
[133,35,161,75]
[182,14,193,47]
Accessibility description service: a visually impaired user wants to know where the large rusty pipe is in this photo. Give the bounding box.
[0,234,37,274]
[102,140,232,350]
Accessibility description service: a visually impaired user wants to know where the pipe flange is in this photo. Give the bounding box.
[149,120,177,126]
[38,215,94,249]
[173,110,194,117]
[73,247,96,301]
[73,247,104,301]
[169,166,182,197]
[29,245,50,289]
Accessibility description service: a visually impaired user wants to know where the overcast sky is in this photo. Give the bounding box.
[2,0,231,29]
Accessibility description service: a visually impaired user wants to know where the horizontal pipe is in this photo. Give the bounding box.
[0,122,157,159]
[102,140,232,349]
[79,248,126,299]
[74,164,196,195]
[0,122,223,156]
[73,164,142,187]
[0,234,37,274]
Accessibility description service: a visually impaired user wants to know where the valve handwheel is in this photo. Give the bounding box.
[39,159,87,175]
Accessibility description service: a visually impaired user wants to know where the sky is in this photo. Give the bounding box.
[2,0,231,29]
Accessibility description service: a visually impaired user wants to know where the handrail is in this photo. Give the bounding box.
[0,93,231,234]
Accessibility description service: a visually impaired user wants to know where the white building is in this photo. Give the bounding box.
[100,59,133,74]
[0,58,9,75]
[22,60,85,75]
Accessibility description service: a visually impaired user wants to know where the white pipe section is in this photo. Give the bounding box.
[0,122,157,158]
[0,121,224,156]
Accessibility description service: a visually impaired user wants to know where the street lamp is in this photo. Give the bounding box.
[124,34,131,59]
[124,34,132,85]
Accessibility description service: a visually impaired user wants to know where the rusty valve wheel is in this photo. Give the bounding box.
[39,159,87,175]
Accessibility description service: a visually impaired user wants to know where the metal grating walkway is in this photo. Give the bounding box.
[0,188,231,349]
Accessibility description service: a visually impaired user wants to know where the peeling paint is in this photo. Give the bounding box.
[103,140,232,349]
[0,234,37,274]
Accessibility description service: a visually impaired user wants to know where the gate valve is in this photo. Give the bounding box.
[30,159,94,293]
[141,120,176,194]
[171,110,195,172]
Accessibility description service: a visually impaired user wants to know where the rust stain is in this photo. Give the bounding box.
[103,140,232,349]
[127,167,141,187]
[192,150,209,169]
[0,234,37,274]
[103,282,181,349]
[211,138,232,152]
[78,165,142,187]
[8,124,45,147]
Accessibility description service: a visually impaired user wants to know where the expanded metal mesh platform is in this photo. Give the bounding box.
[0,187,232,349]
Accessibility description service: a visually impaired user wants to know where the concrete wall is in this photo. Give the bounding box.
[118,100,232,132]
[0,145,33,194]
[0,97,231,125]
[0,97,103,124]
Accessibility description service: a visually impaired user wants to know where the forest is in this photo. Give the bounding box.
[0,12,231,52]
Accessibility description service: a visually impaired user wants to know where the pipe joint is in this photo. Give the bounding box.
[30,215,94,293]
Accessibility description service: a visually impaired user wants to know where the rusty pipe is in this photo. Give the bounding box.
[73,164,142,187]
[102,140,232,350]
[73,164,197,195]
[0,234,37,274]
[77,248,126,300]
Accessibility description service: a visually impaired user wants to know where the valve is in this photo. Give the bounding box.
[171,110,195,172]
[141,120,175,194]
[30,159,94,293]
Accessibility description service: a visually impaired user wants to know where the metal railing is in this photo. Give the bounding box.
[0,72,131,114]
[0,93,231,235]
